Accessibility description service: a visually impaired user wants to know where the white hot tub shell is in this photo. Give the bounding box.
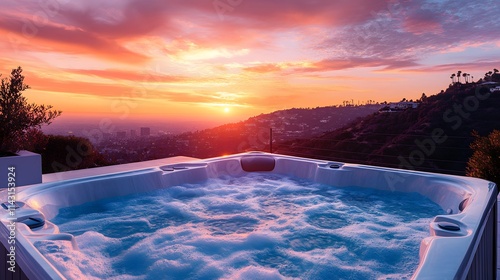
[0,152,497,279]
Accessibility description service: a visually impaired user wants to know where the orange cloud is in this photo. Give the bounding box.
[0,17,148,64]
[26,74,131,97]
[244,64,283,73]
[68,69,187,83]
[243,58,419,74]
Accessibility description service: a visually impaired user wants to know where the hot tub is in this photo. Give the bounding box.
[0,152,497,279]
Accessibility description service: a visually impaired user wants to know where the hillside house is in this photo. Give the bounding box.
[490,86,500,93]
[379,101,419,113]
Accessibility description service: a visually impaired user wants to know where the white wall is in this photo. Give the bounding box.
[0,150,42,188]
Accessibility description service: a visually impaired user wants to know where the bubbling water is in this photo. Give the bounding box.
[35,173,443,279]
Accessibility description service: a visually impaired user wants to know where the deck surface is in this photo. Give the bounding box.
[41,156,199,183]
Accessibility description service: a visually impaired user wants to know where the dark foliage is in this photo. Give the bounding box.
[0,67,61,153]
[276,82,500,176]
[467,130,500,185]
[35,135,109,174]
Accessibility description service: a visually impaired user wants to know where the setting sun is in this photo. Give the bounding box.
[224,107,230,113]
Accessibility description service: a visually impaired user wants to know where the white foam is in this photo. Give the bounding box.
[223,266,288,280]
[36,173,443,279]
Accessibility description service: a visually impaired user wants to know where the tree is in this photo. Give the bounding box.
[485,71,493,81]
[0,67,61,153]
[492,69,500,83]
[39,135,108,173]
[419,93,427,102]
[457,70,462,83]
[466,130,500,185]
[450,74,455,84]
[462,72,467,83]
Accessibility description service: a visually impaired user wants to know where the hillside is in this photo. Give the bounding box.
[275,83,500,175]
[96,105,381,163]
[234,105,383,142]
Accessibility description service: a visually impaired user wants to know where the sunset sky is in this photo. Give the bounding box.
[1,0,500,126]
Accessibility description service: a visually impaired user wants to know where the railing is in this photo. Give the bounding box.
[465,195,497,279]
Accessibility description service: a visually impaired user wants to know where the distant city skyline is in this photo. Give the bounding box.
[41,118,220,139]
[1,0,500,124]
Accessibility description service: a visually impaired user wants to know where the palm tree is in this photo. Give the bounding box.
[457,71,462,83]
[420,93,427,102]
[463,72,467,83]
[451,73,456,84]
[485,71,493,81]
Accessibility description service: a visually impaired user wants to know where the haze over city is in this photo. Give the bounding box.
[1,0,500,129]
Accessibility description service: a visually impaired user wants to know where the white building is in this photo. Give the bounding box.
[379,101,419,113]
[490,86,500,93]
[389,102,419,110]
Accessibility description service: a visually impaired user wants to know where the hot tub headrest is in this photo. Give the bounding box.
[240,155,276,172]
